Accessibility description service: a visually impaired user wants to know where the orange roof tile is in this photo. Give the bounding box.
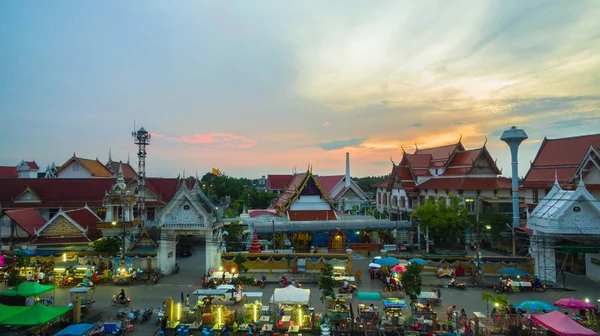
[415,143,462,161]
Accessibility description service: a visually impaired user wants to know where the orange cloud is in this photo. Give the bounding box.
[152,132,256,149]
[323,121,330,126]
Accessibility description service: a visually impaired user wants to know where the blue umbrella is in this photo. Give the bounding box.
[498,268,529,277]
[409,258,428,265]
[515,300,556,311]
[373,257,400,266]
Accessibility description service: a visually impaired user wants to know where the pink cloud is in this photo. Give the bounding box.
[155,132,256,149]
[323,121,330,127]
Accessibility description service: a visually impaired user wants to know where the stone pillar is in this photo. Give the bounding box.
[205,229,222,271]
[158,230,177,274]
[105,207,113,222]
[404,197,409,209]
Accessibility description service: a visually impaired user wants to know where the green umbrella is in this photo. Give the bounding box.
[0,303,72,326]
[1,282,54,297]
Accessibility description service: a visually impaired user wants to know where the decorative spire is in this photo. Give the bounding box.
[458,133,463,143]
[127,152,130,164]
[483,136,488,147]
[554,170,559,186]
[401,145,405,154]
[414,142,419,151]
[390,156,396,166]
[108,147,112,162]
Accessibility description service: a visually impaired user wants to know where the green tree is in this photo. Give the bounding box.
[90,237,122,256]
[318,263,335,303]
[6,251,31,287]
[481,292,508,316]
[355,176,388,194]
[233,253,249,273]
[401,263,422,313]
[412,193,469,237]
[224,221,245,251]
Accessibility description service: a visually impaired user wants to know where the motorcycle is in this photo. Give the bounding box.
[155,308,166,326]
[152,273,160,284]
[279,276,289,288]
[448,278,466,290]
[128,308,141,323]
[254,278,266,288]
[111,294,131,306]
[77,280,94,288]
[141,307,153,323]
[338,284,358,294]
[494,285,512,294]
[532,283,547,293]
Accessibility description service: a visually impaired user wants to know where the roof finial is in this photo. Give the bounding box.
[483,136,488,147]
[554,170,559,186]
[127,152,130,164]
[458,133,463,143]
[183,169,186,178]
[108,147,112,162]
[414,142,419,151]
[401,145,405,154]
[577,173,585,189]
[390,156,396,165]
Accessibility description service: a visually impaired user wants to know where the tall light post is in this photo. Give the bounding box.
[505,223,516,257]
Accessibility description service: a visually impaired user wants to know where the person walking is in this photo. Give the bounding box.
[356,269,362,284]
[369,269,375,283]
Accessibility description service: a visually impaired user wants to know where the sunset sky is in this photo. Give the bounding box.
[1,1,599,178]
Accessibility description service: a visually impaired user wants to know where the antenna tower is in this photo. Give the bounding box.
[133,126,151,224]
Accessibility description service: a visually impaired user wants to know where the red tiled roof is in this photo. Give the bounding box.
[248,210,277,218]
[284,173,307,191]
[0,166,18,178]
[0,178,180,209]
[64,208,100,230]
[317,175,344,195]
[523,133,600,186]
[267,175,293,190]
[447,149,482,167]
[372,180,389,188]
[287,210,338,221]
[416,178,464,190]
[442,167,470,175]
[460,177,512,190]
[404,154,432,168]
[5,208,46,236]
[56,156,113,177]
[415,143,461,161]
[106,161,138,179]
[395,166,413,181]
[24,161,39,170]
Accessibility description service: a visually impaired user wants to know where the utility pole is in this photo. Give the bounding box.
[505,223,516,257]
[425,225,430,254]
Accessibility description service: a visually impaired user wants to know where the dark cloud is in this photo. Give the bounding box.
[410,123,424,127]
[315,138,367,150]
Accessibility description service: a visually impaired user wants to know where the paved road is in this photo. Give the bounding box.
[2,245,600,335]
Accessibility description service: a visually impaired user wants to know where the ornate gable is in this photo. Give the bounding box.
[467,148,501,175]
[36,213,86,237]
[14,187,42,203]
[128,227,157,251]
[281,170,336,212]
[159,184,213,227]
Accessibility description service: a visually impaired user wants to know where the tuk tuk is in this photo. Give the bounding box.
[69,287,95,313]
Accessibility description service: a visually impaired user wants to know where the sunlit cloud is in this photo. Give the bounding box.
[323,121,330,127]
[153,133,256,149]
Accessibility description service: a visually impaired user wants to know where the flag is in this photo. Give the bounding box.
[211,168,223,177]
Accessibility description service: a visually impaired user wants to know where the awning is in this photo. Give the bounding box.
[357,292,381,301]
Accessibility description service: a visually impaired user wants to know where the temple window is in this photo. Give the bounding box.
[97,207,106,218]
[532,189,539,203]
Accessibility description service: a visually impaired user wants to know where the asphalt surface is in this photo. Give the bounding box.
[2,244,600,335]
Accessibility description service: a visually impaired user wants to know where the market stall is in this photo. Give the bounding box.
[271,285,312,332]
[531,311,597,336]
[417,291,441,306]
[241,292,263,323]
[382,298,406,327]
[53,262,78,287]
[69,287,94,314]
[356,292,381,330]
[0,282,55,306]
[0,303,73,334]
[326,294,353,330]
[208,271,238,284]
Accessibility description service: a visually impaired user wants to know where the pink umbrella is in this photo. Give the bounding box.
[554,298,596,310]
[391,265,407,273]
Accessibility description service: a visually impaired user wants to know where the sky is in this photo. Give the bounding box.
[1,0,599,179]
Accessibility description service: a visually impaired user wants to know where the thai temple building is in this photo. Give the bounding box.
[375,137,513,218]
[244,168,400,253]
[522,133,600,283]
[266,153,369,212]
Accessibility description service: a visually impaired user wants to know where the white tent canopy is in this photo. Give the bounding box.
[270,286,310,305]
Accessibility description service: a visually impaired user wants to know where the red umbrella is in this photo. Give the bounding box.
[391,265,407,273]
[554,298,596,310]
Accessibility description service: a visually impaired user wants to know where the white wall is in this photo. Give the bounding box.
[57,162,93,178]
[584,166,600,184]
[585,253,600,282]
[289,195,331,211]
